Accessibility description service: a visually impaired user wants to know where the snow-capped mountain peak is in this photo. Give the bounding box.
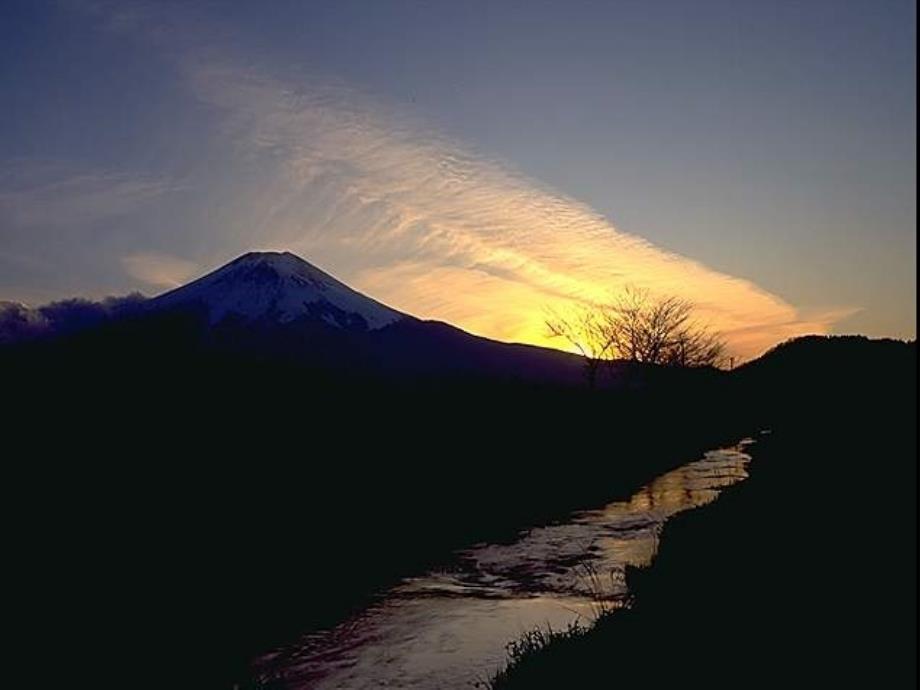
[149,251,404,330]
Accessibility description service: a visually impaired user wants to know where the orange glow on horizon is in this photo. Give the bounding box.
[353,259,847,363]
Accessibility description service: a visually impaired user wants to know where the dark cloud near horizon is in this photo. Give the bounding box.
[0,293,147,344]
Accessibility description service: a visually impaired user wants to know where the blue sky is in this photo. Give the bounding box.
[0,0,915,355]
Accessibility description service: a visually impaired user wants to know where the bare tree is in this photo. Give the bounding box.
[664,324,726,368]
[546,286,726,385]
[545,305,617,389]
[607,286,726,367]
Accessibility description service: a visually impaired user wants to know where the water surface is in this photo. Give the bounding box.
[254,442,752,688]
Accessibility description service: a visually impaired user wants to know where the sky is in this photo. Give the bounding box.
[0,0,915,359]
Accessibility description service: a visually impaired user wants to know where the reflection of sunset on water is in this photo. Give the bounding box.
[254,444,752,689]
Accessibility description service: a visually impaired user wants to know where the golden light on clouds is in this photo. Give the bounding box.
[180,65,845,361]
[121,252,200,289]
[77,1,847,361]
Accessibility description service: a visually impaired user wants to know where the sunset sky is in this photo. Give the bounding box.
[1,0,915,359]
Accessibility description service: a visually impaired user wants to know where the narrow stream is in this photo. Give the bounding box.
[253,441,753,688]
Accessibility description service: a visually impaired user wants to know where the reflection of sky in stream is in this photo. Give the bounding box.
[254,443,752,689]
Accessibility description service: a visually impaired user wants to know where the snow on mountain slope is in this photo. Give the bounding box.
[149,252,405,330]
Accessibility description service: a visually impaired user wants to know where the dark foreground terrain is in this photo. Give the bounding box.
[3,317,743,689]
[3,301,914,690]
[491,336,917,688]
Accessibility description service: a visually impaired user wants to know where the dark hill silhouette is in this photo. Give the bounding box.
[738,333,913,387]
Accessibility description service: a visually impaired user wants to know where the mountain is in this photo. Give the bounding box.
[143,251,593,383]
[0,251,605,386]
[149,251,404,331]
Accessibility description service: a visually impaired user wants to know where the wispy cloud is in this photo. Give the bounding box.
[0,160,180,228]
[121,251,199,289]
[63,0,849,359]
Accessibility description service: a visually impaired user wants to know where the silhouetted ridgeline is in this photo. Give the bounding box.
[2,271,914,690]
